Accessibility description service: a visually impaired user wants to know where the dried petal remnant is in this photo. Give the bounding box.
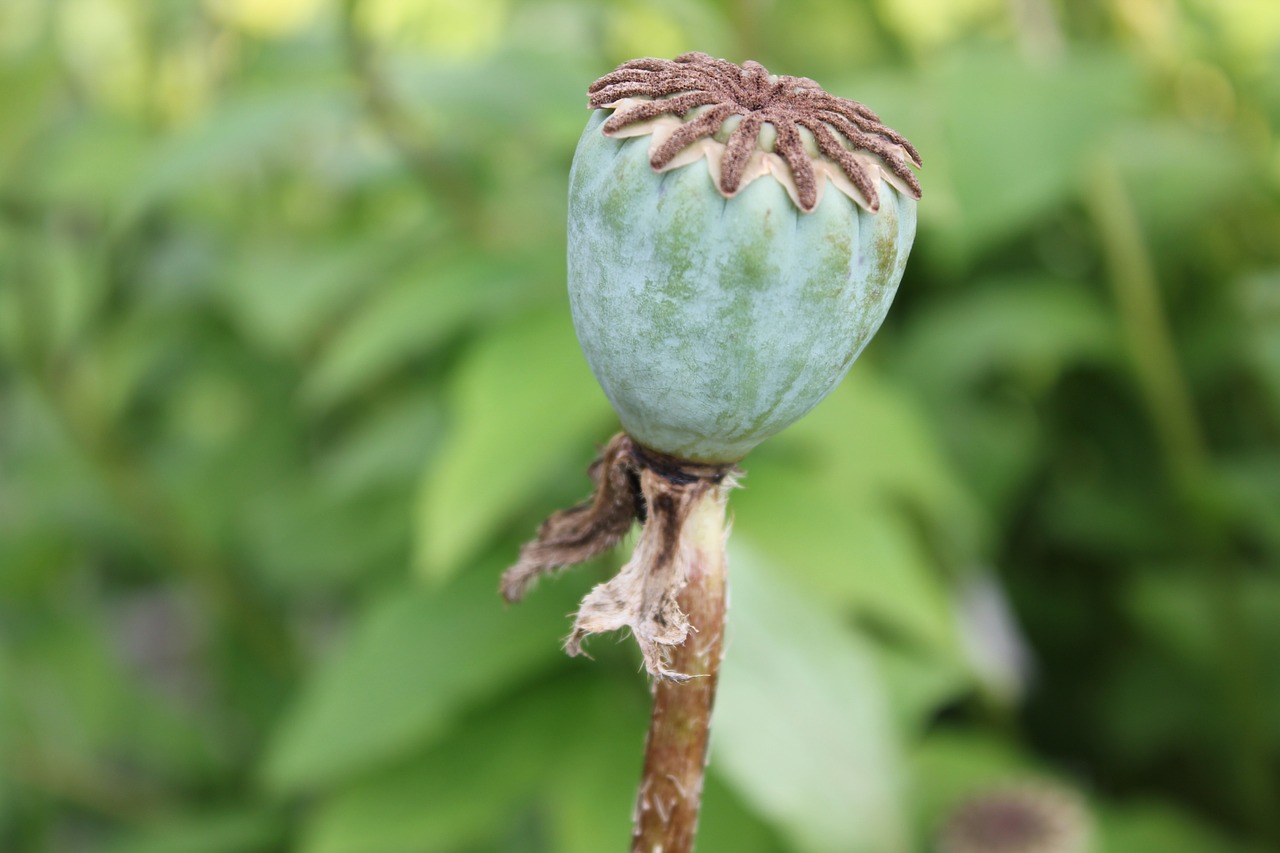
[566,466,721,681]
[500,433,639,603]
[588,51,922,212]
[500,434,738,681]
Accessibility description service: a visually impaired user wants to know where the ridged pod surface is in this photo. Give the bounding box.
[568,104,918,462]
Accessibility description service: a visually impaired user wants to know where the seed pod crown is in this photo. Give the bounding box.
[588,51,922,213]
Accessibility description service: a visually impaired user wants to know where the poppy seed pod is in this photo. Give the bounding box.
[504,53,922,680]
[568,52,921,463]
[505,57,924,850]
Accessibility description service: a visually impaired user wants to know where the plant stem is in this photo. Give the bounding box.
[1088,157,1280,844]
[631,484,730,853]
[1087,158,1205,491]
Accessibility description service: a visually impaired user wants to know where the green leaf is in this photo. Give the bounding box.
[874,641,972,736]
[414,306,614,580]
[219,229,424,357]
[1114,121,1251,239]
[6,598,217,761]
[105,809,284,853]
[241,483,410,592]
[907,730,1040,835]
[918,47,1142,264]
[1241,271,1280,416]
[1119,566,1280,743]
[121,85,357,220]
[301,673,644,853]
[299,680,571,853]
[1217,451,1280,553]
[260,562,583,794]
[316,391,444,499]
[1098,801,1266,853]
[1122,570,1220,669]
[384,51,595,147]
[734,369,972,654]
[787,368,977,526]
[897,276,1116,396]
[737,474,955,652]
[697,773,793,853]
[712,547,909,853]
[893,275,1116,515]
[0,50,61,177]
[300,253,540,411]
[544,678,648,853]
[27,116,153,210]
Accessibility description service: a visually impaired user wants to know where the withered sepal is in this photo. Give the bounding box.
[500,433,737,681]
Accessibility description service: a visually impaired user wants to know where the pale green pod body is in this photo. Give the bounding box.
[568,109,918,463]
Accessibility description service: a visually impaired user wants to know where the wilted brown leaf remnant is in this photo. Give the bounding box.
[500,433,640,603]
[502,433,737,681]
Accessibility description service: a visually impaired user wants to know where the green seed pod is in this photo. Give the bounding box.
[504,54,925,683]
[506,58,925,847]
[568,52,922,463]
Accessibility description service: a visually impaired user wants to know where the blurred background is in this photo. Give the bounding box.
[1,0,1278,851]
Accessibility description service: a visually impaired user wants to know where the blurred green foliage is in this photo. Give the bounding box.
[1,0,1278,851]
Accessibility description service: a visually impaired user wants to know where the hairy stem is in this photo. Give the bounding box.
[631,484,729,853]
